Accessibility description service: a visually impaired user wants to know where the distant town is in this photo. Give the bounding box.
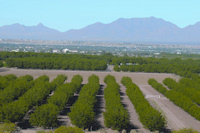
[1,39,200,57]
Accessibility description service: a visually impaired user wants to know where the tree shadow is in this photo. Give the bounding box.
[119,89,128,109]
[18,84,82,129]
[59,95,79,116]
[90,84,104,131]
[59,84,85,116]
[160,128,172,133]
[57,83,83,127]
[119,87,138,131]
[119,90,126,96]
[125,124,139,133]
[17,93,52,129]
[17,109,34,129]
[76,84,84,94]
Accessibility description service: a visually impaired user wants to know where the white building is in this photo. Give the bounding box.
[53,50,60,53]
[63,48,69,53]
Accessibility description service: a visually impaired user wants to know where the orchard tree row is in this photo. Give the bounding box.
[179,77,200,91]
[103,75,129,130]
[69,75,100,129]
[0,75,33,106]
[121,77,166,131]
[30,75,83,128]
[0,75,60,122]
[163,78,200,105]
[0,74,17,90]
[0,60,3,67]
[148,78,200,121]
[148,79,168,95]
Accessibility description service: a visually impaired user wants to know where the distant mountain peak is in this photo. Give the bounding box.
[0,17,200,43]
[36,23,46,28]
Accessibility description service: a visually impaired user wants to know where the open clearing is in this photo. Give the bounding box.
[1,68,200,132]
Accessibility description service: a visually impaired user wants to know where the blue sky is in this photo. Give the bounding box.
[1,0,200,32]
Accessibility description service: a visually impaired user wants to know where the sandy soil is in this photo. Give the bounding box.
[139,85,200,131]
[0,68,179,85]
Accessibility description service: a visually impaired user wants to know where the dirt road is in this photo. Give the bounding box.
[139,85,200,131]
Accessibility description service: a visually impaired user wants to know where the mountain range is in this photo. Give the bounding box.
[0,17,200,44]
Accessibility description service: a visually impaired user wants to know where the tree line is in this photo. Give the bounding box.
[112,56,200,81]
[6,57,107,70]
[2,51,200,80]
[0,52,108,70]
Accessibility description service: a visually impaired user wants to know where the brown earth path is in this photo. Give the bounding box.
[139,85,200,131]
[0,68,179,85]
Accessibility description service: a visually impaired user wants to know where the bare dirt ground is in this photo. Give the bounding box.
[0,68,179,85]
[139,85,200,132]
[2,68,196,133]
